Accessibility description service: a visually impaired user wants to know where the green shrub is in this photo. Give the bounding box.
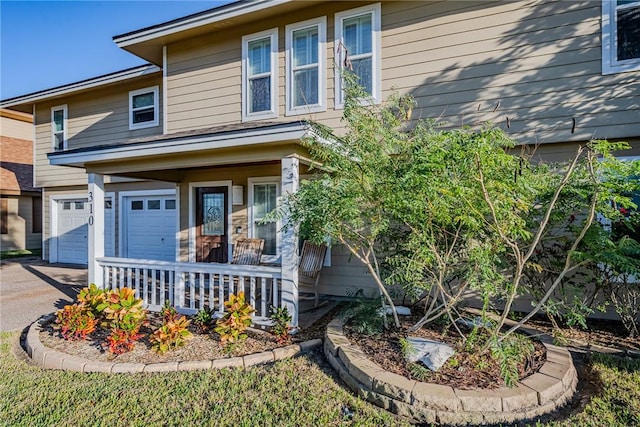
[150,316,193,354]
[215,292,255,345]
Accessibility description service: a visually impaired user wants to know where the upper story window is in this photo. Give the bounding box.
[285,17,326,116]
[129,86,159,130]
[602,0,640,74]
[51,105,67,151]
[242,28,278,121]
[335,3,381,108]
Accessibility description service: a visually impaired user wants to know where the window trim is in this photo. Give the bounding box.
[248,177,281,263]
[242,28,279,122]
[285,16,327,116]
[51,104,68,151]
[601,0,640,75]
[128,86,159,130]
[334,3,382,109]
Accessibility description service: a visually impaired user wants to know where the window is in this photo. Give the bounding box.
[249,179,280,259]
[602,0,640,74]
[335,3,381,108]
[32,197,42,234]
[242,28,278,121]
[131,200,144,210]
[286,17,326,115]
[51,105,67,151]
[129,86,159,130]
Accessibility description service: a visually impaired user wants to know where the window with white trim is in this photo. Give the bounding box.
[51,105,67,151]
[286,17,326,115]
[248,178,280,260]
[242,28,278,121]
[129,86,159,130]
[335,3,381,108]
[602,0,640,74]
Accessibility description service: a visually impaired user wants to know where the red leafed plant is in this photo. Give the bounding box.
[55,303,97,340]
[106,328,144,355]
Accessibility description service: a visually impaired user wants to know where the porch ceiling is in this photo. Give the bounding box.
[48,121,314,178]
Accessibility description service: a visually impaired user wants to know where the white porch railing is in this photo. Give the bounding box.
[96,257,282,325]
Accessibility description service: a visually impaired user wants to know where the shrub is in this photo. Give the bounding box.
[269,306,292,344]
[55,303,97,340]
[215,292,255,345]
[77,284,107,317]
[161,300,179,324]
[193,308,215,333]
[98,287,147,355]
[150,316,193,354]
[106,329,144,355]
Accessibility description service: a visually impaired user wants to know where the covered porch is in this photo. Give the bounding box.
[48,122,318,327]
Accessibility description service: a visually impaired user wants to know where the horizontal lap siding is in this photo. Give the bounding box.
[34,75,163,188]
[167,0,637,144]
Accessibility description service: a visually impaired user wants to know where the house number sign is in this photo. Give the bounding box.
[88,191,94,226]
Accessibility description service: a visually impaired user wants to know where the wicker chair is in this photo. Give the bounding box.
[298,240,328,307]
[231,238,265,265]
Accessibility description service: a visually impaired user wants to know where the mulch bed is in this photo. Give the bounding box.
[344,315,547,390]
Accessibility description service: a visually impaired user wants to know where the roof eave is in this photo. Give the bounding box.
[48,121,311,169]
[0,64,160,109]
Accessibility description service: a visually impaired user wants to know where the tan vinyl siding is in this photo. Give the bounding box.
[166,0,639,144]
[0,114,32,141]
[34,75,163,188]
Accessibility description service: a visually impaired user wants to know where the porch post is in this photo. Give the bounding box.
[87,173,105,288]
[281,156,299,327]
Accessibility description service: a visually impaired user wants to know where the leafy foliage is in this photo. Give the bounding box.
[150,316,193,354]
[54,303,97,341]
[269,306,292,344]
[192,308,215,333]
[343,297,385,336]
[214,292,255,345]
[106,328,144,355]
[489,333,535,387]
[160,300,179,324]
[76,284,107,317]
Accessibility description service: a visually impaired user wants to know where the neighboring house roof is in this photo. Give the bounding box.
[0,64,160,111]
[1,136,37,196]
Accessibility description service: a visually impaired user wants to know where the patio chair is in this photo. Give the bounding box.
[231,238,265,265]
[298,240,328,307]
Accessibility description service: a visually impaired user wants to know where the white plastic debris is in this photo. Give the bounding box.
[404,337,455,371]
[378,305,412,316]
[456,316,492,329]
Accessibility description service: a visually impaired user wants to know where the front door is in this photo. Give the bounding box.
[196,187,228,263]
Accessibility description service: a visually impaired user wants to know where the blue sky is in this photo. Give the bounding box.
[1,1,232,100]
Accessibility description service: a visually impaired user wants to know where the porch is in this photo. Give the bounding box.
[48,121,318,327]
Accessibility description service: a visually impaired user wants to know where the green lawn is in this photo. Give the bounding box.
[0,248,42,260]
[1,331,638,426]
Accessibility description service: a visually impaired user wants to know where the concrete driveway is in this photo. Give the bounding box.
[0,256,87,332]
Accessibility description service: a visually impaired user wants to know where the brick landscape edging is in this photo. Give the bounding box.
[324,318,577,425]
[24,314,322,374]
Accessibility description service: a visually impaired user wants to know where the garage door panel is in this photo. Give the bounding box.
[124,195,176,262]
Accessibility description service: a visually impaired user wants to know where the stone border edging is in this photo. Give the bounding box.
[25,314,322,374]
[324,318,577,426]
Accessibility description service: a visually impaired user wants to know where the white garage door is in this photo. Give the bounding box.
[57,199,89,264]
[124,195,176,261]
[56,197,114,264]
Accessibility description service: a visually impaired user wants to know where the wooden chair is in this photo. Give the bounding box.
[298,240,328,307]
[231,238,265,265]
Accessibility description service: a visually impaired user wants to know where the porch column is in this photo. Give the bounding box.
[281,156,299,327]
[87,173,105,288]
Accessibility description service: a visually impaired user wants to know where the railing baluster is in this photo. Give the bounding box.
[218,273,224,312]
[188,272,195,309]
[176,268,185,309]
[198,272,205,310]
[250,277,256,314]
[261,277,267,318]
[142,268,149,306]
[272,278,278,308]
[160,269,166,306]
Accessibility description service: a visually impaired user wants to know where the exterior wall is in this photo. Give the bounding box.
[34,74,163,188]
[165,0,639,144]
[0,110,32,140]
[1,195,41,251]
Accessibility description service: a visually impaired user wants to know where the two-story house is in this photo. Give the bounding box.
[1,0,638,326]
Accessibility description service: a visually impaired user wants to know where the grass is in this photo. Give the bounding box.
[0,331,408,427]
[0,248,42,260]
[1,331,638,427]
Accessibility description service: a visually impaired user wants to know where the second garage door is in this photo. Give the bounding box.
[123,195,176,261]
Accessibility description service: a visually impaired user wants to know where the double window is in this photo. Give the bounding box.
[129,86,159,130]
[242,29,279,121]
[51,105,67,151]
[602,0,640,74]
[285,17,326,115]
[335,3,381,108]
